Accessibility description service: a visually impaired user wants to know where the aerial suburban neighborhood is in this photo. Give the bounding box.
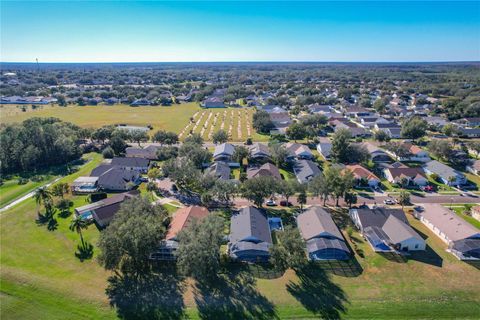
[1,1,479,319]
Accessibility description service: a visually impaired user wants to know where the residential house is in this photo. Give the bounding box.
[357,116,389,129]
[285,142,314,160]
[125,145,160,160]
[74,191,138,228]
[202,96,225,108]
[334,122,370,138]
[247,163,282,180]
[269,111,292,133]
[248,143,271,162]
[111,157,150,173]
[383,163,428,186]
[71,176,99,194]
[374,122,402,138]
[316,137,332,160]
[426,116,448,129]
[350,207,425,252]
[361,142,391,163]
[385,127,402,139]
[293,160,321,184]
[206,161,231,180]
[150,206,210,260]
[423,160,466,186]
[419,204,480,260]
[388,143,431,162]
[466,160,480,175]
[345,164,380,188]
[459,128,480,138]
[228,207,273,263]
[455,117,480,127]
[345,107,371,118]
[297,207,351,260]
[90,165,141,191]
[213,143,235,162]
[308,104,333,114]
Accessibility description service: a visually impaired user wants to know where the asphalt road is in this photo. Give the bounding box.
[232,194,480,208]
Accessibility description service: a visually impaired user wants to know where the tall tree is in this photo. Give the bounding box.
[279,179,299,205]
[34,187,52,214]
[153,130,179,145]
[212,129,229,144]
[398,190,410,209]
[308,174,330,206]
[97,197,169,275]
[286,123,307,142]
[130,130,149,146]
[252,110,274,134]
[176,214,224,282]
[69,216,89,246]
[241,176,278,207]
[297,189,307,212]
[269,226,306,271]
[401,117,427,142]
[232,145,249,165]
[331,128,352,164]
[184,133,204,145]
[269,142,288,168]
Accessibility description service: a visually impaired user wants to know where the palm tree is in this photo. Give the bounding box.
[34,187,52,214]
[69,217,89,246]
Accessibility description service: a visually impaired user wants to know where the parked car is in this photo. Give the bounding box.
[266,199,276,206]
[280,200,293,207]
[383,199,395,205]
[422,185,435,192]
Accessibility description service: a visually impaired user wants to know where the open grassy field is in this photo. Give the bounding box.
[0,103,268,142]
[0,177,55,207]
[2,157,480,320]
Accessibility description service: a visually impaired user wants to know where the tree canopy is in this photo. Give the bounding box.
[0,117,82,174]
[97,197,169,275]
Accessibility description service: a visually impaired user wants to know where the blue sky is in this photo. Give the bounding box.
[1,1,479,62]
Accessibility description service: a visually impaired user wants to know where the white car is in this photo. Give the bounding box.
[265,199,276,206]
[383,199,395,205]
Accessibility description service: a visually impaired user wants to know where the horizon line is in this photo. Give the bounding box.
[1,60,480,64]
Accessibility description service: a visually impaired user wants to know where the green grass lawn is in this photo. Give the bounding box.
[448,205,480,229]
[0,103,268,142]
[2,158,480,319]
[0,178,52,207]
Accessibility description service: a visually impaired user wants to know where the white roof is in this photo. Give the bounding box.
[421,204,480,241]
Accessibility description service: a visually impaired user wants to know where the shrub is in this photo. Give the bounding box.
[17,178,29,185]
[90,192,107,203]
[102,146,115,159]
[30,175,45,182]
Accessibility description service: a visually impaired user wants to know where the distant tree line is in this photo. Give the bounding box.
[0,117,83,175]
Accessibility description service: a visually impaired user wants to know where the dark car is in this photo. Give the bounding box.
[280,200,293,207]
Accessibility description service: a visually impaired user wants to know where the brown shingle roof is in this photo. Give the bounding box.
[166,206,209,240]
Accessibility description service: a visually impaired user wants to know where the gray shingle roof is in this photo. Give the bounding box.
[111,157,149,168]
[90,165,140,191]
[293,160,321,183]
[206,161,231,180]
[423,160,463,180]
[297,207,343,241]
[353,207,409,230]
[247,163,282,180]
[213,143,235,158]
[382,215,423,243]
[249,143,271,158]
[229,206,272,245]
